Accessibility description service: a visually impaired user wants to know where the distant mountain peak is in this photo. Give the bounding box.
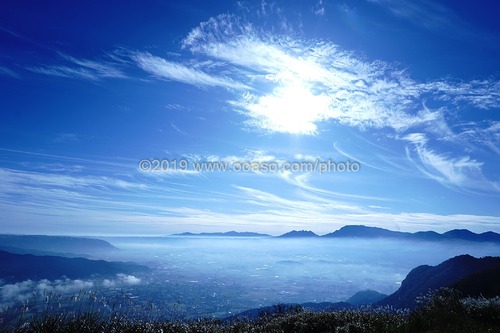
[346,290,388,306]
[278,230,319,238]
[323,225,405,238]
[170,225,500,243]
[322,225,500,243]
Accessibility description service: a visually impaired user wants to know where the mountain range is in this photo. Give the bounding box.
[322,225,500,243]
[172,225,500,243]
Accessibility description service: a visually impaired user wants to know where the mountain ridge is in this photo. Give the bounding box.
[323,225,500,243]
[171,225,500,243]
[0,250,149,283]
[0,235,118,257]
[278,230,319,238]
[378,254,500,309]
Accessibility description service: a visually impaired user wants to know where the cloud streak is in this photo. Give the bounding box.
[132,51,250,90]
[29,53,126,81]
[0,65,20,78]
[403,133,497,192]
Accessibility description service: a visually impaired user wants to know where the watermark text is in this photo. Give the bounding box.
[138,159,360,174]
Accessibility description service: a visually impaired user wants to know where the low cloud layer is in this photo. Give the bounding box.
[0,274,141,308]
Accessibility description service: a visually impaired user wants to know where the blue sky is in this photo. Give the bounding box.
[1,0,499,235]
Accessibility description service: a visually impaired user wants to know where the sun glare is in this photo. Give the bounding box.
[246,79,332,135]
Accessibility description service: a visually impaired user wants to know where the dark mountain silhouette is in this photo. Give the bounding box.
[278,230,319,238]
[275,260,304,266]
[322,225,500,243]
[229,290,387,321]
[0,235,117,256]
[0,245,91,258]
[441,229,500,242]
[378,255,500,309]
[228,290,391,321]
[0,250,148,283]
[411,231,442,241]
[323,225,404,238]
[226,302,353,321]
[170,225,500,242]
[173,231,270,237]
[452,265,500,298]
[346,290,388,305]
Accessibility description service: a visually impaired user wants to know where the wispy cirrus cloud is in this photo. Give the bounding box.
[0,65,20,78]
[53,132,80,143]
[366,0,471,34]
[313,0,326,16]
[424,80,500,110]
[234,185,367,214]
[366,0,500,48]
[1,162,499,235]
[403,133,498,192]
[132,51,250,90]
[29,53,126,81]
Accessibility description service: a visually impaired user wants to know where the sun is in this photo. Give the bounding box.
[243,79,332,135]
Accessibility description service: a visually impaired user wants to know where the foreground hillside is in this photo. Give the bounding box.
[5,290,500,333]
[379,255,500,309]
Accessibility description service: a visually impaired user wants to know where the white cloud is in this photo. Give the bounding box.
[403,132,427,145]
[117,274,141,285]
[165,103,190,111]
[102,274,141,287]
[314,0,326,16]
[403,133,490,190]
[132,51,250,90]
[0,65,20,78]
[0,275,141,308]
[29,53,126,81]
[366,0,469,34]
[0,168,148,191]
[53,133,80,143]
[425,80,500,110]
[170,122,186,135]
[416,148,483,186]
[235,185,366,213]
[0,280,34,302]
